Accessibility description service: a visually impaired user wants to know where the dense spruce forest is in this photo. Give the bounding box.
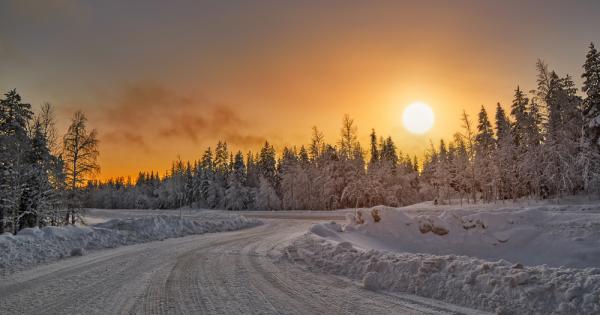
[2,43,600,233]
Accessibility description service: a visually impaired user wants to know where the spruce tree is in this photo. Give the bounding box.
[0,90,33,233]
[511,86,529,147]
[579,42,600,192]
[474,106,495,202]
[582,42,600,146]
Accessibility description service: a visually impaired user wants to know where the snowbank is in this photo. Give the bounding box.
[286,205,600,314]
[0,214,260,274]
[320,206,600,268]
[287,235,600,315]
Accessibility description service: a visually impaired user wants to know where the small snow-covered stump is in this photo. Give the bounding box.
[363,271,380,291]
[70,248,86,257]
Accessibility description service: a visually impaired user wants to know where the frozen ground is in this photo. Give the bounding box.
[289,201,600,314]
[0,209,483,315]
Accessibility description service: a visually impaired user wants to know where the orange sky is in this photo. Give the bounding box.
[1,1,599,180]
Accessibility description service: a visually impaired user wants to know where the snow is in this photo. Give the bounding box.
[0,213,260,274]
[286,202,600,314]
[328,205,600,268]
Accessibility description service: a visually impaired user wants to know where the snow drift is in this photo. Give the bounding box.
[319,206,600,268]
[286,205,600,314]
[0,214,260,274]
[287,235,600,315]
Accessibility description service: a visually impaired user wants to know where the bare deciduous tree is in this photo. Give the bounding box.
[62,111,99,223]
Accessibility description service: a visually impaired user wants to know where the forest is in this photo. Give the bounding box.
[2,43,600,231]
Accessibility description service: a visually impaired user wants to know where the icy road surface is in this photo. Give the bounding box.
[0,210,484,315]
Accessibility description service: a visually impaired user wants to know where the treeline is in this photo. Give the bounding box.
[421,44,600,204]
[0,91,99,233]
[9,42,599,214]
[87,44,600,210]
[84,120,423,210]
[85,42,600,210]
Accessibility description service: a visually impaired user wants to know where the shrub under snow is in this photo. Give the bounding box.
[0,214,260,274]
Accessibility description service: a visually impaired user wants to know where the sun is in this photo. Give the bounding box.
[402,101,435,134]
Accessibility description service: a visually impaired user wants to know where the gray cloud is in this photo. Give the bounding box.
[94,82,264,148]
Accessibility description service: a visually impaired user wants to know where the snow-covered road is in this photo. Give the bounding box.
[0,213,483,315]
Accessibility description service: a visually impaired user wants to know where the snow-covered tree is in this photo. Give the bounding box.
[540,71,582,197]
[579,42,600,193]
[255,176,281,210]
[0,90,33,233]
[494,103,516,200]
[474,106,495,201]
[224,175,248,210]
[458,111,476,203]
[339,114,358,160]
[258,141,277,187]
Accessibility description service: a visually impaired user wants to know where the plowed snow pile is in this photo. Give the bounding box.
[287,205,600,314]
[0,214,260,274]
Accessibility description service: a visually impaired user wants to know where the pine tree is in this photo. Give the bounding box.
[582,43,600,146]
[298,146,310,166]
[224,153,248,210]
[245,151,259,188]
[232,151,246,183]
[256,176,281,210]
[0,90,33,233]
[380,137,398,167]
[579,42,600,192]
[214,141,229,186]
[541,72,582,196]
[369,129,379,166]
[258,141,277,186]
[494,103,516,200]
[19,121,55,229]
[459,111,476,203]
[511,86,530,147]
[474,106,495,202]
[200,148,217,207]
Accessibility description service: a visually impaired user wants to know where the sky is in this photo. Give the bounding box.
[1,0,599,180]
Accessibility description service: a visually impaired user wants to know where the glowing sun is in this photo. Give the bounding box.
[402,101,435,134]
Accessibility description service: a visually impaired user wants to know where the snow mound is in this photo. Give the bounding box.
[0,214,260,274]
[289,204,600,314]
[287,235,600,315]
[315,206,600,268]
